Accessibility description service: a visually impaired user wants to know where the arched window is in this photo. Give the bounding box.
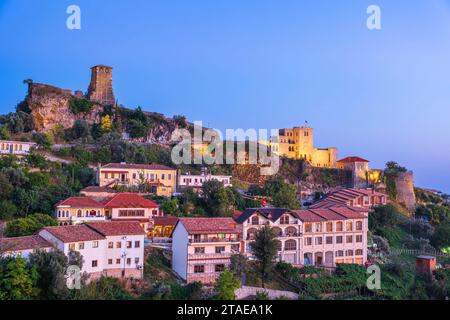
[251,216,259,225]
[57,210,61,218]
[356,221,363,231]
[326,222,333,232]
[285,226,297,237]
[247,228,258,240]
[346,221,353,231]
[77,210,82,217]
[272,227,282,237]
[336,221,343,232]
[284,239,297,251]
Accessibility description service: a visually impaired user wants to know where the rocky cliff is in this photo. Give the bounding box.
[23,83,103,132]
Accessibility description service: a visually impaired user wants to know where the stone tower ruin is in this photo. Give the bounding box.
[86,65,115,105]
[395,171,416,213]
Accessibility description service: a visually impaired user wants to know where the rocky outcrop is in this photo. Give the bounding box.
[24,83,103,132]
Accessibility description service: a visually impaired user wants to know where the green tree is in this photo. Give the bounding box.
[0,125,10,140]
[202,180,236,216]
[264,178,300,209]
[0,256,38,300]
[230,253,249,282]
[73,276,132,300]
[161,198,180,215]
[369,204,400,229]
[215,269,240,300]
[431,221,450,250]
[250,226,278,288]
[29,249,84,300]
[128,119,148,138]
[4,213,58,237]
[0,200,18,220]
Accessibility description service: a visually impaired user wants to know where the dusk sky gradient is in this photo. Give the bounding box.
[1,0,450,192]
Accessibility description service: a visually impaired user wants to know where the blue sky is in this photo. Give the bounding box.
[1,0,450,192]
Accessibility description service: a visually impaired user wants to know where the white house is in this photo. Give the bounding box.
[0,235,52,259]
[172,217,241,284]
[38,221,145,280]
[0,140,36,156]
[177,173,232,191]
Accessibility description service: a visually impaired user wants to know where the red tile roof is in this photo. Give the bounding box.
[0,235,52,252]
[153,216,179,228]
[86,221,146,236]
[232,210,243,220]
[337,156,369,163]
[55,197,104,208]
[292,207,367,222]
[178,217,240,234]
[309,188,386,209]
[103,193,159,208]
[43,225,105,243]
[101,163,175,171]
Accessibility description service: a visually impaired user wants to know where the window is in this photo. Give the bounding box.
[135,241,140,248]
[162,174,165,180]
[336,250,344,257]
[69,243,75,251]
[132,173,136,179]
[346,250,354,256]
[77,210,82,217]
[346,221,353,231]
[194,247,205,254]
[116,258,121,264]
[126,258,131,265]
[336,236,343,244]
[92,260,98,267]
[108,259,113,265]
[280,215,290,225]
[304,223,312,233]
[168,174,172,180]
[305,237,312,246]
[127,241,132,248]
[251,216,259,225]
[215,264,225,272]
[346,235,353,243]
[326,236,333,244]
[285,240,297,251]
[92,241,99,248]
[356,249,363,256]
[194,265,205,273]
[116,242,122,248]
[356,221,363,231]
[356,235,363,243]
[231,244,240,252]
[108,242,114,249]
[78,242,84,250]
[215,246,225,254]
[315,237,323,245]
[135,258,139,264]
[315,223,322,233]
[326,222,333,232]
[118,210,145,217]
[336,221,343,232]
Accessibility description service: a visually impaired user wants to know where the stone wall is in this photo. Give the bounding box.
[235,286,298,300]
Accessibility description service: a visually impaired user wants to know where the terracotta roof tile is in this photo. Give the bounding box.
[337,156,369,163]
[0,235,52,252]
[86,221,146,236]
[153,216,179,227]
[43,225,105,243]
[103,193,159,208]
[178,217,239,234]
[55,197,104,208]
[102,163,175,171]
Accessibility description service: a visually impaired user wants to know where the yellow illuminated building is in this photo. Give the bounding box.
[264,123,337,168]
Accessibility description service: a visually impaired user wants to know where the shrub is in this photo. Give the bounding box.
[69,97,94,114]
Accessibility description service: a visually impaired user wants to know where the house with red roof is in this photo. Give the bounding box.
[38,221,145,280]
[97,163,177,197]
[309,188,387,210]
[54,193,161,235]
[336,156,371,188]
[172,217,241,284]
[0,235,52,258]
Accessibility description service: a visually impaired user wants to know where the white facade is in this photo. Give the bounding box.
[0,140,36,156]
[172,223,189,280]
[178,174,232,189]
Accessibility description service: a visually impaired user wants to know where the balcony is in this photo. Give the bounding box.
[188,252,234,260]
[189,237,240,243]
